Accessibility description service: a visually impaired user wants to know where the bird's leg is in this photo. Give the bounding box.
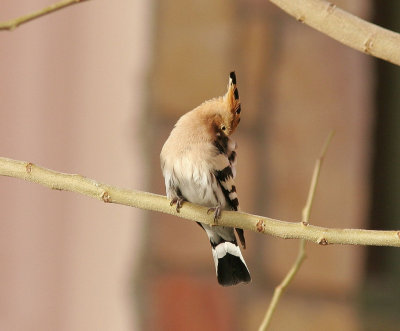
[170,196,185,213]
[207,203,222,225]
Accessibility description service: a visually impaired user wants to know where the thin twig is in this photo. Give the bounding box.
[258,131,334,330]
[270,0,400,66]
[0,0,91,31]
[258,240,307,331]
[301,131,335,225]
[0,156,400,247]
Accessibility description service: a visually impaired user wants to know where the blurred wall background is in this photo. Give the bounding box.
[0,0,152,330]
[0,1,399,331]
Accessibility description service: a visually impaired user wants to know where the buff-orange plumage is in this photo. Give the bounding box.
[160,72,250,286]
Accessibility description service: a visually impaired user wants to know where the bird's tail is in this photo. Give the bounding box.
[211,240,251,286]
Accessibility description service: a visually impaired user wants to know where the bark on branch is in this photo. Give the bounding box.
[270,0,400,66]
[1,156,399,247]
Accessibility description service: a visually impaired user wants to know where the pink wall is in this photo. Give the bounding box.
[0,1,151,330]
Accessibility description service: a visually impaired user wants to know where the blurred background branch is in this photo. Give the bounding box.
[0,156,399,247]
[0,0,90,31]
[259,131,334,330]
[270,0,400,66]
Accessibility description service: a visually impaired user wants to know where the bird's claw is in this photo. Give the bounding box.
[207,204,222,225]
[170,196,185,213]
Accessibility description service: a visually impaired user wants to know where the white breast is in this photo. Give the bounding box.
[162,153,226,208]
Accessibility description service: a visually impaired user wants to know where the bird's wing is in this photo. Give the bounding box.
[211,136,246,248]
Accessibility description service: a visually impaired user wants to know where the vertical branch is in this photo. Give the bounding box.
[258,131,335,331]
[258,239,307,331]
[302,131,335,225]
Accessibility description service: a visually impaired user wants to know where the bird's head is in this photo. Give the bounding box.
[206,71,242,137]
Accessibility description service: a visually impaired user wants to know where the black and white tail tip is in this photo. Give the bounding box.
[211,241,251,286]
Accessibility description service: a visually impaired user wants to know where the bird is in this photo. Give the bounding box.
[160,71,251,286]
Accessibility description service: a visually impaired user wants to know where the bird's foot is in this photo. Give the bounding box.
[207,204,222,225]
[170,196,185,213]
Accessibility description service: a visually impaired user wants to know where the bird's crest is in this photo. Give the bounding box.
[222,71,241,134]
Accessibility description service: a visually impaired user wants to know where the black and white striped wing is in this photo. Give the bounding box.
[212,137,246,248]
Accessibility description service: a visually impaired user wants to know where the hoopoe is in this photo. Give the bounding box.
[160,72,250,286]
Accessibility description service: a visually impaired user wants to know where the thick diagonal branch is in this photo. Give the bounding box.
[0,156,399,247]
[270,0,400,66]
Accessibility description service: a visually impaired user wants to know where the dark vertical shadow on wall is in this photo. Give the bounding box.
[364,1,400,329]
